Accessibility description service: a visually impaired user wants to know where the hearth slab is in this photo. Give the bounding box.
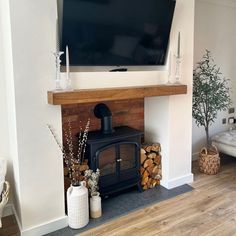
[45,184,193,236]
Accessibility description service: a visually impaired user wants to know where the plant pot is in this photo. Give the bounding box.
[90,192,102,219]
[67,181,89,229]
[199,145,220,175]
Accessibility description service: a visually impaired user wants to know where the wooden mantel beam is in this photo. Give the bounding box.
[47,84,187,105]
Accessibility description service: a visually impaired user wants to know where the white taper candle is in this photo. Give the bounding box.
[177,32,180,58]
[56,19,59,52]
[168,50,171,78]
[66,45,70,81]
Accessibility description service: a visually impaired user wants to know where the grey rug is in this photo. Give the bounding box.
[45,184,193,236]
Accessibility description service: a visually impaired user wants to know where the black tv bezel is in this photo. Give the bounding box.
[58,0,176,67]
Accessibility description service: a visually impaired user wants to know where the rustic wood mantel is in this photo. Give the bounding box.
[47,84,187,105]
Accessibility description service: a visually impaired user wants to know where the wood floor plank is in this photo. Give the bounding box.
[0,215,20,236]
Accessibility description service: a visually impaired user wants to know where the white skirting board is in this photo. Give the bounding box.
[21,216,68,236]
[161,173,194,189]
[8,204,68,236]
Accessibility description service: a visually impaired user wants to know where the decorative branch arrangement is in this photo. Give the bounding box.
[193,50,231,148]
[47,118,90,186]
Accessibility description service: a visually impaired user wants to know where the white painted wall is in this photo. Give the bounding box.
[0,5,10,185]
[3,0,194,234]
[145,0,194,188]
[0,30,10,160]
[5,0,67,235]
[193,0,236,158]
[0,0,16,215]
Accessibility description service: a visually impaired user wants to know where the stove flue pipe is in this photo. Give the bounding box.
[94,103,114,134]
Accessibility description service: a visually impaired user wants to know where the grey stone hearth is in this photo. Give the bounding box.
[45,184,193,236]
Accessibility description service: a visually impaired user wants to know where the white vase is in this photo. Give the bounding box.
[90,192,102,219]
[67,181,89,229]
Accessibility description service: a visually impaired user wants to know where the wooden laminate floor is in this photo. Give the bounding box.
[79,157,236,236]
[0,215,19,236]
[1,156,236,236]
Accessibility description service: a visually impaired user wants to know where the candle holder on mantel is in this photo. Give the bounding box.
[53,51,64,91]
[65,45,73,91]
[166,51,173,85]
[65,76,73,91]
[166,77,172,85]
[173,55,182,84]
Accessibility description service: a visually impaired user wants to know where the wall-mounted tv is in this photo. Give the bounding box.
[60,0,176,66]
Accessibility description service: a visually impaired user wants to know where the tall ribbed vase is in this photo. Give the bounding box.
[67,181,89,229]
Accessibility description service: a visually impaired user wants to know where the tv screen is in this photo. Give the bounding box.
[60,0,176,66]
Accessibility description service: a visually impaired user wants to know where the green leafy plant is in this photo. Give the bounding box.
[193,50,231,148]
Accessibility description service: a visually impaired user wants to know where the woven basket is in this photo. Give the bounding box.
[199,145,220,175]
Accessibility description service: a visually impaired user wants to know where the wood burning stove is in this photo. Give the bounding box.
[83,103,143,196]
[86,126,143,196]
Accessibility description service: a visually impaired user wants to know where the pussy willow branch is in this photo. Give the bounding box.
[68,119,74,160]
[77,121,83,164]
[47,124,73,181]
[81,119,90,163]
[64,128,76,184]
[47,118,90,186]
[47,124,64,153]
[77,119,90,164]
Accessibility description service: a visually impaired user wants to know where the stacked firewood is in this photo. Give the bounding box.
[140,143,162,190]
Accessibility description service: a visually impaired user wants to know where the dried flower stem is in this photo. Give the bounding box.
[47,118,90,186]
[84,169,100,196]
[81,119,90,163]
[77,119,90,164]
[77,121,83,164]
[47,124,74,181]
[47,124,64,153]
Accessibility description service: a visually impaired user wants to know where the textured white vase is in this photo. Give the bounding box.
[67,181,89,229]
[90,192,102,219]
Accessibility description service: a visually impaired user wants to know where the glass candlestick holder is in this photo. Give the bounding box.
[166,73,173,85]
[65,74,73,91]
[174,55,182,84]
[166,51,173,85]
[53,51,64,91]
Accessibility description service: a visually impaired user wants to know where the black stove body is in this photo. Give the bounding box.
[86,125,143,196]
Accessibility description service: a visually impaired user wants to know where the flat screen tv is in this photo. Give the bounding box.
[60,0,176,66]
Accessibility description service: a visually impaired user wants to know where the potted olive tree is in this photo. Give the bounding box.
[193,50,231,174]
